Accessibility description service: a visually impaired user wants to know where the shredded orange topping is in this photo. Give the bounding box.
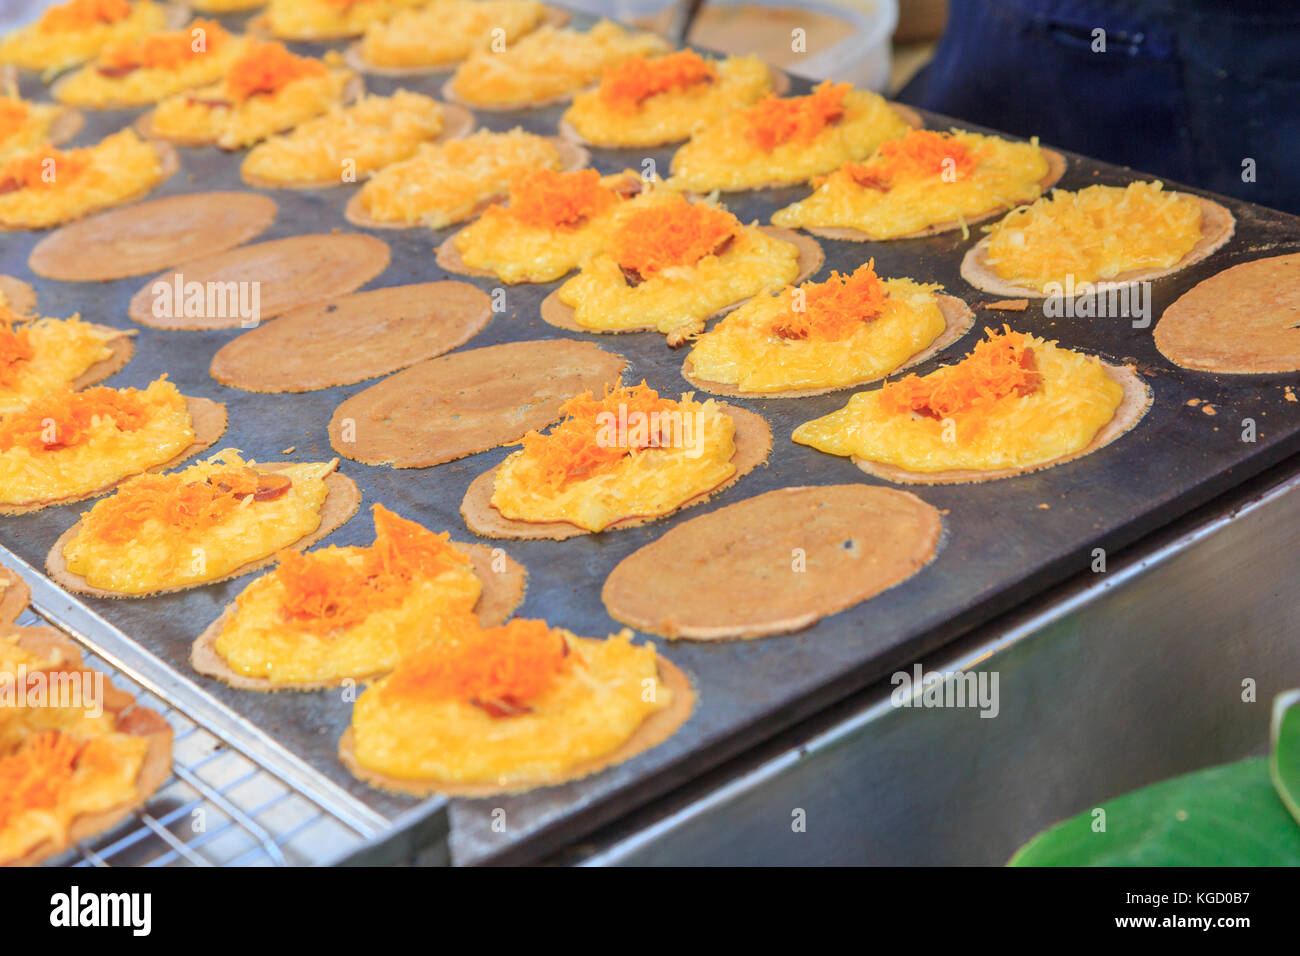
[0,98,31,141]
[275,504,473,635]
[879,328,1042,419]
[224,42,326,103]
[39,0,131,33]
[80,465,282,546]
[100,18,225,70]
[0,731,81,830]
[599,50,717,112]
[0,386,150,453]
[518,382,680,491]
[384,616,569,708]
[842,130,977,191]
[0,326,35,387]
[611,195,738,277]
[0,148,90,192]
[744,80,848,152]
[769,262,889,341]
[505,168,617,231]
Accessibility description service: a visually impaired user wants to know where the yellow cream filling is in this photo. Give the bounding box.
[792,337,1123,472]
[359,0,547,69]
[983,181,1204,292]
[0,316,119,414]
[351,630,669,786]
[687,277,948,393]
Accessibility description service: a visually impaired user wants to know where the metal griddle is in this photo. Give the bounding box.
[2,6,1299,866]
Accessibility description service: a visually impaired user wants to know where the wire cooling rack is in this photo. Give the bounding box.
[14,606,372,867]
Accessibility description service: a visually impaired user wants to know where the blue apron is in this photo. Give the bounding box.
[899,0,1300,215]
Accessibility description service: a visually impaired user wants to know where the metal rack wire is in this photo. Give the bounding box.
[14,608,373,867]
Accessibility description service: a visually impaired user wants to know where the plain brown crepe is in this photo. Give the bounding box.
[2,627,173,868]
[134,75,365,148]
[128,233,390,330]
[0,275,37,315]
[191,541,528,691]
[1153,253,1300,374]
[682,293,976,398]
[539,227,825,335]
[960,195,1236,298]
[460,404,772,540]
[342,5,572,77]
[850,362,1151,485]
[329,339,626,468]
[603,484,942,640]
[46,461,361,598]
[210,281,492,392]
[29,191,278,282]
[0,140,179,232]
[338,653,694,797]
[806,148,1068,242]
[0,395,227,515]
[342,137,589,230]
[239,103,476,190]
[0,562,31,624]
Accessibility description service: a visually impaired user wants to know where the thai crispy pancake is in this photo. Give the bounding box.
[538,227,825,335]
[342,5,572,77]
[851,363,1151,485]
[3,627,173,868]
[1153,253,1300,374]
[341,136,589,231]
[210,281,492,392]
[68,325,137,391]
[128,233,390,330]
[807,148,1068,242]
[0,139,179,232]
[28,191,278,282]
[602,484,943,640]
[460,404,772,540]
[681,294,976,398]
[0,275,36,315]
[328,339,626,468]
[337,655,694,797]
[46,462,361,598]
[190,541,528,691]
[0,395,228,515]
[960,196,1236,298]
[0,562,30,625]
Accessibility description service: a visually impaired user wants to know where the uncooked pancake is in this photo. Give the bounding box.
[538,227,825,335]
[328,339,626,468]
[2,627,173,868]
[210,281,492,392]
[46,464,362,598]
[29,192,278,282]
[960,196,1236,298]
[1153,253,1300,373]
[0,395,228,515]
[602,484,942,640]
[190,541,529,691]
[128,233,390,330]
[681,293,975,398]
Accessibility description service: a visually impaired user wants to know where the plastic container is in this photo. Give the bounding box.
[563,0,898,92]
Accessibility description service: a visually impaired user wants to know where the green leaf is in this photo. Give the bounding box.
[1009,757,1300,866]
[1270,689,1300,828]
